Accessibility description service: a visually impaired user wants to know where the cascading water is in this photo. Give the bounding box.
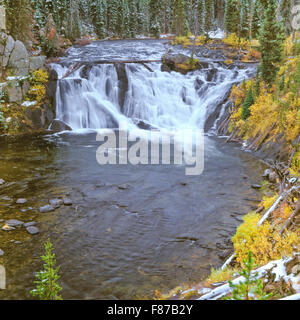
[51,40,256,133]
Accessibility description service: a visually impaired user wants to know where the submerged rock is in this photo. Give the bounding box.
[2,224,15,231]
[16,198,27,204]
[49,198,63,208]
[49,119,72,132]
[6,219,24,227]
[63,198,72,206]
[26,226,40,235]
[24,222,37,228]
[40,204,55,213]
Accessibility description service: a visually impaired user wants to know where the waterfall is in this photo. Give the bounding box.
[51,42,255,133]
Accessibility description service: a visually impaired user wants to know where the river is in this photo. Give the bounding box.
[0,40,265,299]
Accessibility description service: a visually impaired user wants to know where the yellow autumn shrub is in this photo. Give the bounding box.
[232,212,298,268]
[28,84,46,103]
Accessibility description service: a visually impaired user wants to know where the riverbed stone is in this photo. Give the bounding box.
[6,219,24,227]
[0,179,5,185]
[49,198,63,208]
[0,249,4,256]
[16,198,27,204]
[2,224,15,231]
[26,226,39,235]
[24,221,36,227]
[118,184,130,190]
[49,119,72,132]
[39,204,55,213]
[251,184,262,190]
[63,198,72,206]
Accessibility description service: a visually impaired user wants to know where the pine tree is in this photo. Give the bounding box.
[258,0,285,86]
[240,0,251,39]
[197,0,205,34]
[242,87,254,120]
[251,0,261,39]
[172,0,189,36]
[149,0,161,37]
[204,0,214,38]
[224,0,240,35]
[94,0,106,38]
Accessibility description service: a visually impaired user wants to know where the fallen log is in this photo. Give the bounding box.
[279,201,300,235]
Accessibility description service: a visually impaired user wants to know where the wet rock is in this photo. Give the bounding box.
[251,184,262,190]
[291,265,300,276]
[49,198,63,208]
[0,249,4,256]
[39,204,55,213]
[262,169,271,179]
[24,106,46,130]
[2,224,15,231]
[16,198,27,204]
[49,119,72,132]
[26,226,40,235]
[118,184,130,190]
[268,171,277,183]
[63,198,72,206]
[0,179,5,185]
[114,62,128,111]
[6,219,24,227]
[24,222,37,228]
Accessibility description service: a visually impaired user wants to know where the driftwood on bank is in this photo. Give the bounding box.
[280,201,300,235]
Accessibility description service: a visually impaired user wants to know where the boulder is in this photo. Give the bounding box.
[49,119,72,132]
[63,198,72,206]
[29,55,46,71]
[161,53,200,74]
[3,79,23,103]
[24,106,46,130]
[26,226,40,235]
[6,219,24,227]
[16,198,27,204]
[2,35,14,67]
[40,204,55,213]
[7,40,29,76]
[49,198,63,208]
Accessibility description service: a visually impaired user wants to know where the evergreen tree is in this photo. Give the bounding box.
[197,0,205,34]
[149,0,161,37]
[204,0,214,38]
[251,0,261,39]
[240,0,251,39]
[224,0,240,34]
[94,0,106,38]
[258,0,285,86]
[172,0,189,36]
[242,87,254,120]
